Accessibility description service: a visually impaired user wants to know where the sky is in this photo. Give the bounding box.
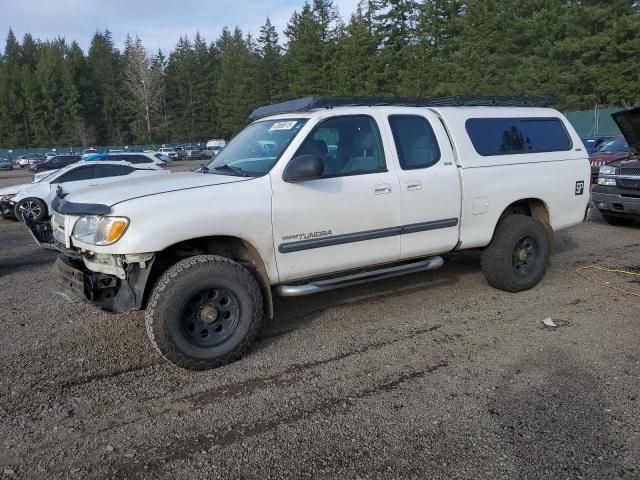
[0,0,361,54]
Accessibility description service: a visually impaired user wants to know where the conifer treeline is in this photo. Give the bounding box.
[0,0,638,148]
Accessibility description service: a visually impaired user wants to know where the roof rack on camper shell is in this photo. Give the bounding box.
[248,95,559,120]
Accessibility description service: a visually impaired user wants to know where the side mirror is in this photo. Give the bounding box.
[283,155,324,183]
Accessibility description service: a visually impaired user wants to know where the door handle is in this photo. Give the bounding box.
[374,183,392,195]
[406,181,422,191]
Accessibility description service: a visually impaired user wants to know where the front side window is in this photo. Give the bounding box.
[388,115,441,170]
[466,118,572,156]
[207,119,307,176]
[294,115,386,178]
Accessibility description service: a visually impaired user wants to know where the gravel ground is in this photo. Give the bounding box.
[0,165,638,479]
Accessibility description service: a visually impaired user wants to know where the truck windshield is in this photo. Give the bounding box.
[206,119,307,176]
[598,138,629,153]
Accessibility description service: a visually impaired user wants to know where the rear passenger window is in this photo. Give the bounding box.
[127,154,152,164]
[96,164,134,177]
[466,118,572,156]
[389,115,441,170]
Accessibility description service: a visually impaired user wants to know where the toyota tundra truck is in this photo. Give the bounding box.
[32,96,591,370]
[591,107,640,226]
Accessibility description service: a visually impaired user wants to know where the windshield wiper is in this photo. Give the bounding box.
[213,164,252,177]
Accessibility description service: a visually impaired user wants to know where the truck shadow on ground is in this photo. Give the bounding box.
[258,257,471,347]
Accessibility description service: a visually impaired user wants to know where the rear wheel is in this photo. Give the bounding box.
[601,212,635,227]
[145,255,264,370]
[14,197,47,222]
[481,215,550,292]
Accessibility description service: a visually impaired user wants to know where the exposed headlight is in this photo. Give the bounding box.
[597,177,617,186]
[1,194,15,201]
[72,215,129,245]
[599,165,616,176]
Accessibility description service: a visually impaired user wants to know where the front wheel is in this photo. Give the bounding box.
[481,215,550,292]
[14,197,47,222]
[145,255,264,370]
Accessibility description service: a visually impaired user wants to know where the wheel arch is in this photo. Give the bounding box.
[146,235,274,319]
[495,198,554,243]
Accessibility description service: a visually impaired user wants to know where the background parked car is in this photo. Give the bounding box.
[44,151,58,161]
[589,136,631,181]
[187,147,207,160]
[174,145,188,160]
[1,160,170,222]
[30,154,81,173]
[85,152,168,169]
[27,153,45,169]
[582,135,615,154]
[81,148,98,159]
[0,158,13,171]
[158,147,179,161]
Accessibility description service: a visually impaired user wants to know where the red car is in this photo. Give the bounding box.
[589,136,631,182]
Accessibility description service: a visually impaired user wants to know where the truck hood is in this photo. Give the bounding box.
[612,107,640,152]
[64,172,252,207]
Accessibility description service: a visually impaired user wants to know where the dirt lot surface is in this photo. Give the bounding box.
[0,165,638,479]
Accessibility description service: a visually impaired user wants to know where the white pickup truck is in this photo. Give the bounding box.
[34,96,590,370]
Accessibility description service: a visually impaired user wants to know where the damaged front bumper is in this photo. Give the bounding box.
[23,208,156,313]
[53,253,155,313]
[0,200,15,219]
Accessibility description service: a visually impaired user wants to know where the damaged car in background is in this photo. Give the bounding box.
[592,106,640,226]
[1,160,168,222]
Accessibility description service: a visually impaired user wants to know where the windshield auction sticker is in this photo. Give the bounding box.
[269,121,299,131]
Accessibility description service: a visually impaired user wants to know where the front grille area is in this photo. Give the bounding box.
[617,179,640,190]
[620,167,640,176]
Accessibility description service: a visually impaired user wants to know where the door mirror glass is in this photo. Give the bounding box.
[283,155,324,183]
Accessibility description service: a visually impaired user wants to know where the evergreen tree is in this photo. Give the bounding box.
[0,30,27,146]
[257,17,284,103]
[215,27,260,137]
[86,30,123,145]
[334,5,378,95]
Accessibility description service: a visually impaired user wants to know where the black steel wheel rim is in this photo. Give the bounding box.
[180,287,242,348]
[512,235,538,277]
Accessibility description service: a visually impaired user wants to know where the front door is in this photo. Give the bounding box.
[271,114,402,283]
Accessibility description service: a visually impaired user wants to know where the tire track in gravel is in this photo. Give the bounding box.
[14,323,449,469]
[111,361,450,478]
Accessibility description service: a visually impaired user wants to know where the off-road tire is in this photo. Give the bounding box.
[14,197,47,222]
[145,255,264,370]
[601,212,635,227]
[481,215,550,292]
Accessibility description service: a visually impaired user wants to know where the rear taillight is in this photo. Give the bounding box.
[156,163,167,168]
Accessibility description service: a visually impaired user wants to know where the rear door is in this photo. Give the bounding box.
[385,112,462,259]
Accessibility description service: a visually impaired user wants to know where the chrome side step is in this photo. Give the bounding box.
[275,256,444,297]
